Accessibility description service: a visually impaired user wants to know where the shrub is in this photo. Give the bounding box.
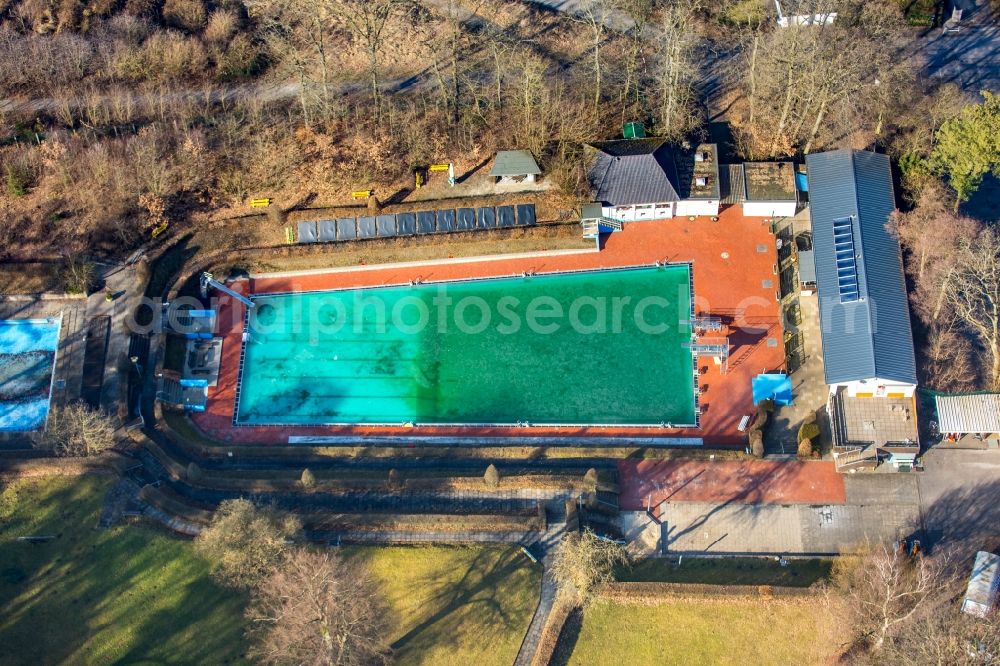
[749,429,765,458]
[162,0,207,32]
[62,258,95,294]
[387,468,401,490]
[797,439,814,458]
[186,461,202,482]
[4,163,31,197]
[300,468,316,488]
[584,468,599,489]
[194,499,301,589]
[204,9,238,45]
[216,33,262,80]
[484,464,500,489]
[797,422,821,444]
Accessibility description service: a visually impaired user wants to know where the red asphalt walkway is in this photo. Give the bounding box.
[618,459,847,509]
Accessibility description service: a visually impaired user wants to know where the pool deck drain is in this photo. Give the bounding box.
[193,207,786,446]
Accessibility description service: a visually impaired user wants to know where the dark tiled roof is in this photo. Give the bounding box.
[588,139,681,206]
[805,149,917,386]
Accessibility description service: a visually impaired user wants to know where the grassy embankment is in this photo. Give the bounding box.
[0,475,541,665]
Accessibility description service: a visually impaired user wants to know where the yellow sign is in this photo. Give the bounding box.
[151,222,169,238]
[351,190,373,199]
[250,198,271,208]
[429,164,451,172]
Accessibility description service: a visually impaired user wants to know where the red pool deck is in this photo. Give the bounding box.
[618,460,847,509]
[191,205,787,445]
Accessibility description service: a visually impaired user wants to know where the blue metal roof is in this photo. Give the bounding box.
[805,149,917,386]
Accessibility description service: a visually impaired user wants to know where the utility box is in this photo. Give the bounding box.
[623,121,646,139]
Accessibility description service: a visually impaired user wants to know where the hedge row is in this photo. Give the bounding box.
[0,451,134,478]
[306,510,544,533]
[140,432,594,496]
[597,581,818,603]
[532,600,574,666]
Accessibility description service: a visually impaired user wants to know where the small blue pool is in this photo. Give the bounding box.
[0,319,61,432]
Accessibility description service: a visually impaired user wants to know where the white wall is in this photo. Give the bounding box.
[831,378,917,398]
[674,200,720,217]
[602,203,674,222]
[743,201,797,218]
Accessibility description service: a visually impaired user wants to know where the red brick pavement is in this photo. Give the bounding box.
[191,205,787,445]
[618,459,847,509]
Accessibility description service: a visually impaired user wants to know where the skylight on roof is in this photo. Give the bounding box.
[832,216,860,303]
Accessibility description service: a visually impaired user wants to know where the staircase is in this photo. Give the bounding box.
[582,216,624,239]
[832,445,878,471]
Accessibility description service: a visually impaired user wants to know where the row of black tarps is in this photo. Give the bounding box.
[297,204,536,244]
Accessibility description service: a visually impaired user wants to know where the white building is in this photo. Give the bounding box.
[805,149,917,399]
[741,162,798,218]
[587,139,720,222]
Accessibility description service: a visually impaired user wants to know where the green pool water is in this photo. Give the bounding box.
[236,266,696,426]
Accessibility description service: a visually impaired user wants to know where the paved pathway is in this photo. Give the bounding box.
[621,472,921,556]
[84,263,143,418]
[917,448,1000,546]
[514,521,567,666]
[903,0,1000,94]
[98,477,142,528]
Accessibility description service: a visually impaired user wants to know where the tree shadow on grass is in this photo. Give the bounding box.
[549,607,584,666]
[343,544,538,662]
[0,476,247,666]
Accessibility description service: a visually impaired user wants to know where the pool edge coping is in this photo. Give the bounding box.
[232,263,700,429]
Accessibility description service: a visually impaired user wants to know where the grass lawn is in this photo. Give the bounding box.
[559,596,839,665]
[345,545,541,666]
[0,475,541,666]
[619,556,832,587]
[0,475,249,665]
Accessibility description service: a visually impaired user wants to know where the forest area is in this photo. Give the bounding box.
[0,0,997,385]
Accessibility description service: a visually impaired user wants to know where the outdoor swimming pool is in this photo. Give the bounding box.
[0,319,60,432]
[235,266,696,426]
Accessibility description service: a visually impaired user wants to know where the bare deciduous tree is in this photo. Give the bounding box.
[832,542,954,653]
[195,498,302,589]
[652,0,701,141]
[327,0,408,117]
[44,402,116,457]
[568,0,612,108]
[943,226,1000,390]
[248,549,389,666]
[550,528,628,605]
[736,0,910,157]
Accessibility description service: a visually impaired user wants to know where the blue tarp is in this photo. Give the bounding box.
[752,373,793,406]
[795,171,808,192]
